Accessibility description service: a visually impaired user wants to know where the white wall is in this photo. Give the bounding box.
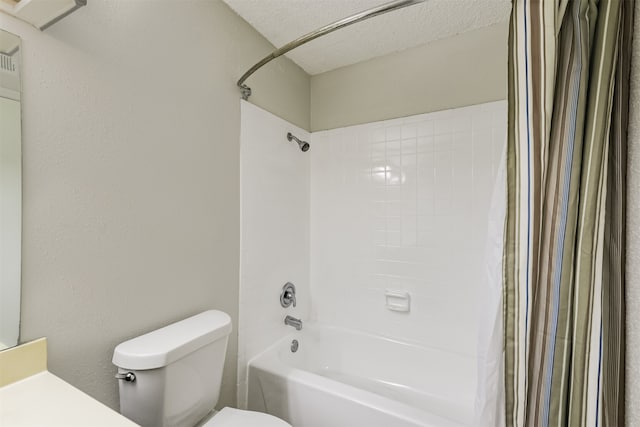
[238,101,310,406]
[626,1,640,424]
[0,0,309,410]
[310,101,506,356]
[310,23,508,131]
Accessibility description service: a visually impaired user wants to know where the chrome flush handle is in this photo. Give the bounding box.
[280,282,296,308]
[115,372,136,383]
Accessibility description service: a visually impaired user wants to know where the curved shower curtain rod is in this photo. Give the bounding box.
[236,0,426,100]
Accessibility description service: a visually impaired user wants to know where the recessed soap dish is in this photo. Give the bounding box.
[385,289,410,312]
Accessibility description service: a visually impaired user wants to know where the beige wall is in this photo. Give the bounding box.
[0,0,309,411]
[627,1,640,425]
[310,23,508,131]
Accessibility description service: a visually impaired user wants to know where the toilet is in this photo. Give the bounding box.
[112,310,291,427]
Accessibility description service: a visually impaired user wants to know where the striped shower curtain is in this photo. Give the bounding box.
[504,1,633,426]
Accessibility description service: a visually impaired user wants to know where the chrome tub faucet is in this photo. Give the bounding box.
[284,315,302,330]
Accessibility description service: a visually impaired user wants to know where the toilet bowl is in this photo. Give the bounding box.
[201,408,289,427]
[112,310,291,427]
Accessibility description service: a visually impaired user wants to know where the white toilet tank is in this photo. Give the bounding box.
[112,310,232,427]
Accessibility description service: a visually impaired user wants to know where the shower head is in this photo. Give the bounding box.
[287,132,310,152]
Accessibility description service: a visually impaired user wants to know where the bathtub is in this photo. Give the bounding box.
[247,323,476,427]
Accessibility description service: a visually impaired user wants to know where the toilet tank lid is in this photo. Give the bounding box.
[112,310,232,370]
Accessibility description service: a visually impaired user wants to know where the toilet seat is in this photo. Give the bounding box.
[203,408,291,427]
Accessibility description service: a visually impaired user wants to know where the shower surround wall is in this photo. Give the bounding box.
[310,101,507,355]
[238,101,311,406]
[238,101,506,407]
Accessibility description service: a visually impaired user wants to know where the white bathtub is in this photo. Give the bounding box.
[247,323,476,427]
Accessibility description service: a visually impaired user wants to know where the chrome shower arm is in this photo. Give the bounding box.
[237,0,427,100]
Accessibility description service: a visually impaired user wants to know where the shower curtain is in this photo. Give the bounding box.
[475,143,507,427]
[504,1,632,426]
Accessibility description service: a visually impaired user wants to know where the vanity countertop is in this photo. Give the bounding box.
[0,371,138,426]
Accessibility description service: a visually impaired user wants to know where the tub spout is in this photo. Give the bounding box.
[284,315,303,330]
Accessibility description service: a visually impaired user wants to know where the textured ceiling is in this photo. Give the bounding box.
[223,0,512,75]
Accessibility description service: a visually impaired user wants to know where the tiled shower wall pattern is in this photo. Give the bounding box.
[238,101,310,406]
[310,101,507,357]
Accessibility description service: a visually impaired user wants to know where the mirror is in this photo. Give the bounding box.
[0,29,22,350]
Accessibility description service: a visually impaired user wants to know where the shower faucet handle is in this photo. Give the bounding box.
[280,282,296,308]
